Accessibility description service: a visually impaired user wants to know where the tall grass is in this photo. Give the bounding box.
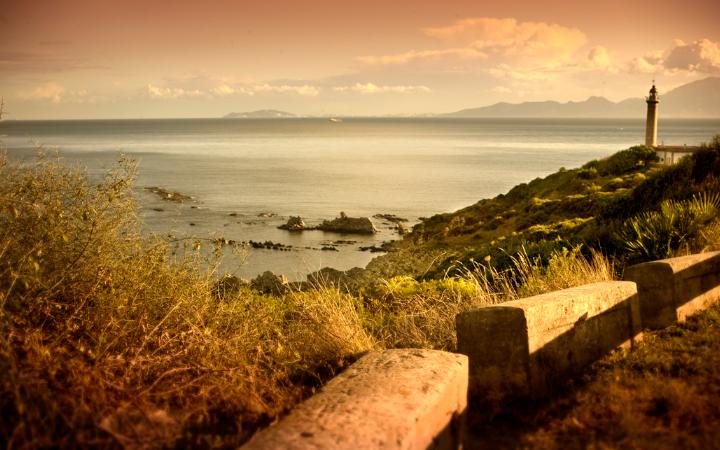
[0,154,616,448]
[367,246,614,350]
[0,154,370,448]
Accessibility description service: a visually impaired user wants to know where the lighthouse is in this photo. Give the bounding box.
[645,83,659,146]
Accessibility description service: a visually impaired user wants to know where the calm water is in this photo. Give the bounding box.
[2,117,718,280]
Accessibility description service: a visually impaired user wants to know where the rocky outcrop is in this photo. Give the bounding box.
[306,267,366,291]
[248,240,292,251]
[212,275,250,299]
[278,216,307,231]
[316,212,377,234]
[251,271,289,295]
[144,186,192,202]
[373,214,408,223]
[396,223,409,235]
[278,213,377,234]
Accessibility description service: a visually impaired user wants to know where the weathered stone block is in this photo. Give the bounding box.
[241,349,468,450]
[457,281,639,398]
[625,251,720,329]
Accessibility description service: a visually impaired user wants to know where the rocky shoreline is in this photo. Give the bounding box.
[143,186,421,289]
[213,242,444,296]
[278,212,379,234]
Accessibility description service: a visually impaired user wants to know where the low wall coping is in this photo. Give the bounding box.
[625,251,720,279]
[625,251,720,329]
[457,281,640,397]
[241,349,468,450]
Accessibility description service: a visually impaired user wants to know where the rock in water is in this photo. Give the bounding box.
[373,213,409,223]
[396,222,408,235]
[212,275,250,299]
[307,266,364,292]
[278,216,307,231]
[316,213,377,234]
[250,271,289,295]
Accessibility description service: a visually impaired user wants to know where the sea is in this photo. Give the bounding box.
[1,117,718,281]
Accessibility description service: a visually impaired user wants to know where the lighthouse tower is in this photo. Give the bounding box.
[645,83,659,146]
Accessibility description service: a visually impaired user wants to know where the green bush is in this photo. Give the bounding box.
[618,193,720,262]
[593,145,658,176]
[577,167,598,179]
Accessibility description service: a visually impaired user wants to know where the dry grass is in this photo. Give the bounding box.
[516,302,720,449]
[0,154,369,449]
[365,246,614,351]
[0,154,617,448]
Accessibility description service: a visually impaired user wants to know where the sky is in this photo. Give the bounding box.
[1,0,719,119]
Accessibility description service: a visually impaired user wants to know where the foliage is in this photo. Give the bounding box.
[0,153,618,448]
[583,145,658,176]
[618,193,720,262]
[0,154,370,449]
[4,135,720,447]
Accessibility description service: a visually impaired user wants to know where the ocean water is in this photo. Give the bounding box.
[2,117,718,280]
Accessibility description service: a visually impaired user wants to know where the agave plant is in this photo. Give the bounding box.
[619,192,720,262]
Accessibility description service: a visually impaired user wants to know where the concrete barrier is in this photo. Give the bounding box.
[241,349,468,450]
[456,281,640,398]
[625,251,720,330]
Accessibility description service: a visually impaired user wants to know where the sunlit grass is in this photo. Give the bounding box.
[518,302,720,449]
[0,152,618,448]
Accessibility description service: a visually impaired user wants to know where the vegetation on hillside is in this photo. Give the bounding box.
[396,136,720,277]
[2,135,720,448]
[0,153,611,448]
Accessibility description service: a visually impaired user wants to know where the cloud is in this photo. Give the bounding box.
[492,86,512,94]
[147,84,204,99]
[210,84,238,96]
[333,83,431,94]
[17,82,101,104]
[146,79,320,99]
[210,83,255,96]
[627,55,663,74]
[663,38,720,74]
[252,84,320,96]
[625,39,720,75]
[358,17,586,72]
[587,46,612,68]
[0,50,106,73]
[486,64,557,82]
[424,17,587,63]
[18,82,66,103]
[357,48,485,66]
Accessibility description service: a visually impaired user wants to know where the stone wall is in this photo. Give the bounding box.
[456,252,720,401]
[456,281,640,398]
[243,252,720,448]
[625,251,720,329]
[241,349,468,450]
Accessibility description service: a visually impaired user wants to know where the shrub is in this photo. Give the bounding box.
[618,193,720,262]
[367,275,491,350]
[577,167,598,180]
[0,154,367,448]
[593,145,658,176]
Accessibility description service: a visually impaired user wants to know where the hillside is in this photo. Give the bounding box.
[3,135,720,449]
[367,136,720,280]
[662,77,720,117]
[445,77,720,118]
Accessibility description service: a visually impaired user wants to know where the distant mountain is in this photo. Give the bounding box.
[445,77,720,118]
[224,109,296,119]
[661,77,720,118]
